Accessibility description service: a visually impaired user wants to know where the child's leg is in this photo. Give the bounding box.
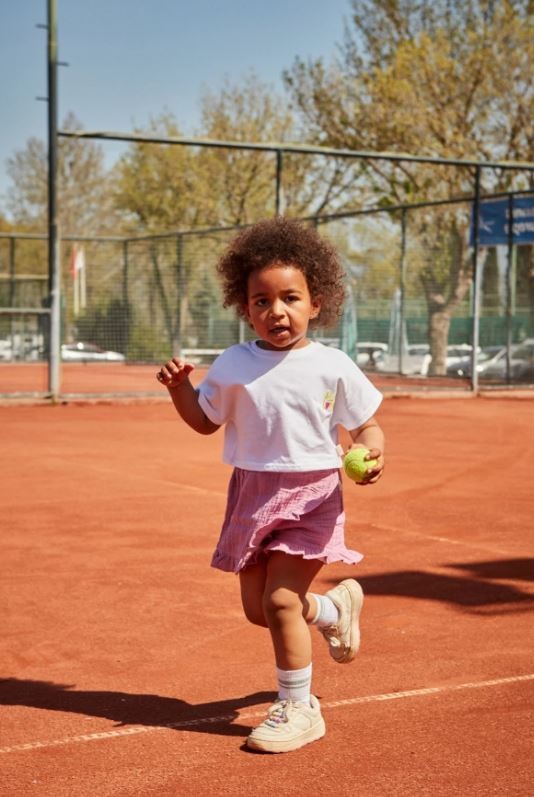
[239,558,364,665]
[262,551,323,670]
[246,552,326,753]
[239,558,321,630]
[239,560,268,627]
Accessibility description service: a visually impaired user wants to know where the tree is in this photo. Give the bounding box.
[113,113,203,234]
[115,75,362,231]
[285,0,534,373]
[194,74,291,225]
[6,112,117,235]
[196,73,359,223]
[112,77,363,354]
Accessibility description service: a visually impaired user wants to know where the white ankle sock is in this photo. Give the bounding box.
[276,664,312,703]
[310,593,339,628]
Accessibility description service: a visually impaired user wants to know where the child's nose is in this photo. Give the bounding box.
[269,300,285,317]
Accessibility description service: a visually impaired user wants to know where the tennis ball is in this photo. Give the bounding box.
[344,448,377,483]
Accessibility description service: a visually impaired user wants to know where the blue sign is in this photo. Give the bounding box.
[472,196,534,245]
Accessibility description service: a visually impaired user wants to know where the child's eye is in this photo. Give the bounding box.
[285,295,299,303]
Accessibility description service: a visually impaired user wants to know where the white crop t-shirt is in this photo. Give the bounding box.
[197,340,382,472]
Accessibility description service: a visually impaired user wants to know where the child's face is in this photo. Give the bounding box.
[244,262,321,351]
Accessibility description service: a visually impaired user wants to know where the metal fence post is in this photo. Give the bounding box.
[175,234,183,355]
[47,0,61,399]
[9,238,16,306]
[470,166,482,393]
[122,240,130,356]
[275,150,284,216]
[506,193,515,384]
[399,208,407,374]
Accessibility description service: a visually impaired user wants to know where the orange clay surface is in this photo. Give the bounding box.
[1,396,533,796]
[0,361,469,397]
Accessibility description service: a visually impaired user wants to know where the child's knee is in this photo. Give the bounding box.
[263,587,302,623]
[243,604,269,627]
[245,609,268,628]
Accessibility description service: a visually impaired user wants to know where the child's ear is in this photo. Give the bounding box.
[310,297,322,319]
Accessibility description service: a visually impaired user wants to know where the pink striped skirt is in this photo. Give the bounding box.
[211,468,363,573]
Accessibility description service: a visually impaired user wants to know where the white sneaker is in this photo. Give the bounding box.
[246,695,325,753]
[319,579,364,663]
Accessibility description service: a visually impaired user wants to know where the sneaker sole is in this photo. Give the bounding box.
[246,717,326,753]
[329,579,364,664]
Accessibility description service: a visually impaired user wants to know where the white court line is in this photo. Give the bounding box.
[366,521,517,557]
[1,673,533,755]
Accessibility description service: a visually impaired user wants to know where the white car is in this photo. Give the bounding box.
[376,344,429,375]
[420,344,478,376]
[0,339,12,361]
[61,343,125,362]
[356,342,389,368]
[479,339,534,382]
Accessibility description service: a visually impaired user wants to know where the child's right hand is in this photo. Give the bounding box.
[156,358,195,389]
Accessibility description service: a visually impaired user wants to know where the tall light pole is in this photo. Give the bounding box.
[47,0,61,399]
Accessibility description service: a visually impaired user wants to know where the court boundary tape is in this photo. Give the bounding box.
[1,672,533,755]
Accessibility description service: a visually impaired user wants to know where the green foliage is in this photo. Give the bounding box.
[113,113,202,234]
[74,298,130,354]
[3,2,532,378]
[284,0,534,372]
[126,323,171,363]
[6,113,119,235]
[285,0,533,200]
[188,275,219,347]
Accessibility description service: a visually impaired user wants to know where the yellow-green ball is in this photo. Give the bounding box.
[344,448,377,483]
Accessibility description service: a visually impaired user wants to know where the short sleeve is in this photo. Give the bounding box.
[196,353,231,426]
[331,355,382,431]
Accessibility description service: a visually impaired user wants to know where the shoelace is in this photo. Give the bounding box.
[322,624,342,648]
[264,701,290,727]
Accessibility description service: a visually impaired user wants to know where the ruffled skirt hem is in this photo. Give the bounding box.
[211,543,363,574]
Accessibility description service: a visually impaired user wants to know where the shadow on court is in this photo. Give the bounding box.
[0,679,275,737]
[324,557,534,613]
[446,557,534,582]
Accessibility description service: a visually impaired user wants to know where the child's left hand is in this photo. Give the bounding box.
[357,447,384,485]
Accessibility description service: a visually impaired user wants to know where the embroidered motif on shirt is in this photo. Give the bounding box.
[322,390,336,412]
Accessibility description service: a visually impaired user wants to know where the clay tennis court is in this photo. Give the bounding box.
[0,361,468,398]
[1,390,533,795]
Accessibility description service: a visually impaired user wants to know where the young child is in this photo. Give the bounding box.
[157,217,385,753]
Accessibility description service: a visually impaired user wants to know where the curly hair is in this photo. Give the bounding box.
[216,216,346,329]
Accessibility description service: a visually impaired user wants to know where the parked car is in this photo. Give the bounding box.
[0,339,12,361]
[356,342,389,369]
[61,342,125,362]
[0,335,44,361]
[376,343,429,375]
[420,344,477,375]
[480,340,534,382]
[448,340,534,382]
[447,346,503,378]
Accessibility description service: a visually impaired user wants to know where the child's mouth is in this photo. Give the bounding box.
[270,326,289,335]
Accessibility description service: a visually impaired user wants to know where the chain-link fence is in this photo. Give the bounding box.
[317,192,534,388]
[1,192,533,398]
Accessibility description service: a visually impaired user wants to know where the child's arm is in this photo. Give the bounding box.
[347,414,385,485]
[157,358,220,435]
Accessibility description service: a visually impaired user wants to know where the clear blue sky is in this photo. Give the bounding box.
[0,0,351,209]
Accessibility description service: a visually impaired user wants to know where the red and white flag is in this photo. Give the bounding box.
[71,245,86,315]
